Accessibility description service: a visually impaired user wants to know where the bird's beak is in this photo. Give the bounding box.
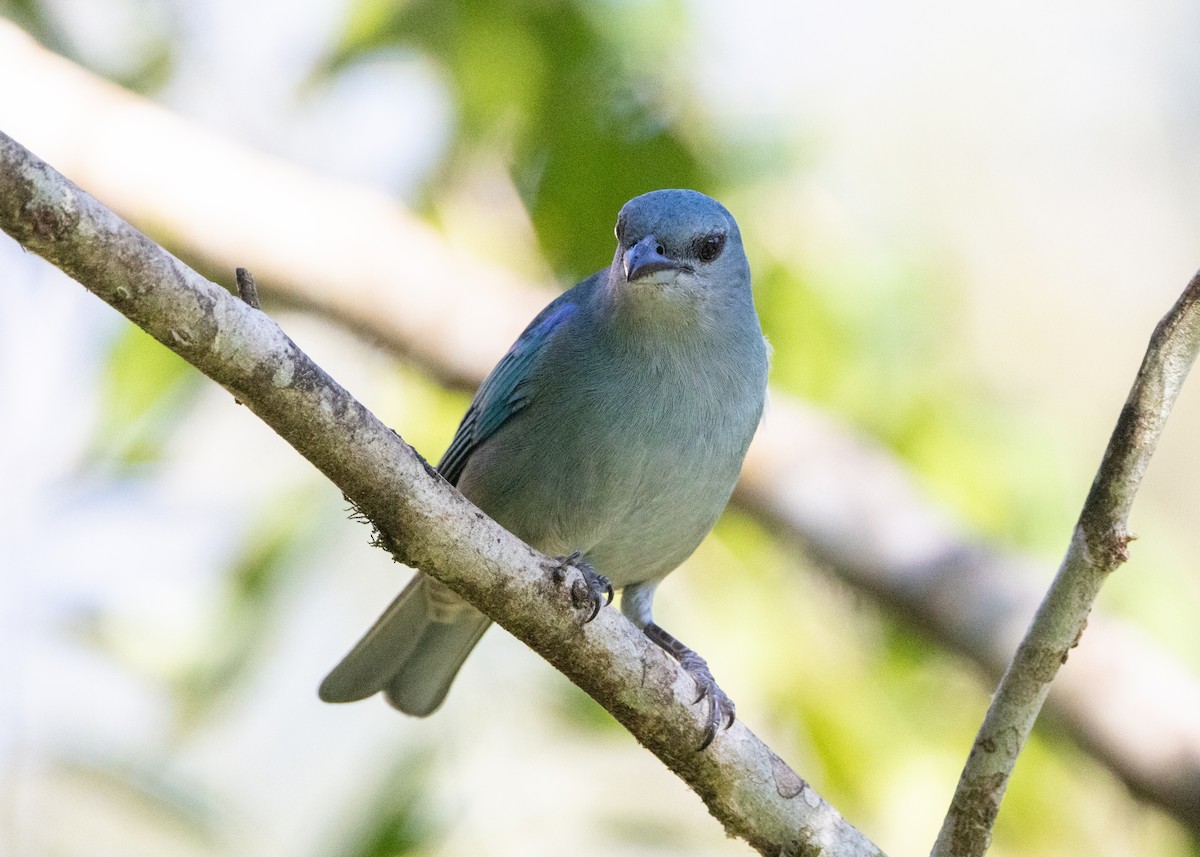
[623,235,680,282]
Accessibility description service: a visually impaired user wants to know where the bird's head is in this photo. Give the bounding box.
[609,189,750,304]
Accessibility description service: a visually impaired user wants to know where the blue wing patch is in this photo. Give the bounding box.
[437,297,579,484]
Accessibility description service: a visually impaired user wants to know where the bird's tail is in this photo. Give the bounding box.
[318,573,491,716]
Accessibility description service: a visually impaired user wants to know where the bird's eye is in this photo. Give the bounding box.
[698,233,726,263]
[615,216,627,245]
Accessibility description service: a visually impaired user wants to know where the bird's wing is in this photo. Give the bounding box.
[436,290,581,484]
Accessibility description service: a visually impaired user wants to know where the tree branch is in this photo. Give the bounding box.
[0,130,885,857]
[2,19,1196,836]
[931,272,1200,857]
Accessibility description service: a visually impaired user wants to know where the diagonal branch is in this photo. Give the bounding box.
[931,272,1200,857]
[0,130,885,857]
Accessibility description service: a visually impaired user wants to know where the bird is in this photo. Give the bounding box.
[319,189,769,747]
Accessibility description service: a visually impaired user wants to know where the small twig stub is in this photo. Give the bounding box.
[236,266,262,309]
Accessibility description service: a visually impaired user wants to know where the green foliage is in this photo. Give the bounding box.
[755,245,1077,553]
[37,760,217,853]
[1,0,176,93]
[321,750,440,857]
[172,487,332,730]
[325,0,709,280]
[89,323,203,471]
[1,0,62,50]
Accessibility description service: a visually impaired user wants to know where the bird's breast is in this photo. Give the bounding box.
[458,334,766,587]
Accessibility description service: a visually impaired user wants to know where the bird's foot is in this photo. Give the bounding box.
[549,550,613,622]
[644,622,735,750]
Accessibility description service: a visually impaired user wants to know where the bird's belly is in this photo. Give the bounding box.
[457,387,754,589]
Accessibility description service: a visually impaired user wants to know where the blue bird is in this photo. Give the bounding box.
[319,189,769,747]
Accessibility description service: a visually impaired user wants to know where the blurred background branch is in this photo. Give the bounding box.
[3,3,1199,856]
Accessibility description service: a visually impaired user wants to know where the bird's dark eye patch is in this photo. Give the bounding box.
[697,232,726,263]
[615,215,627,245]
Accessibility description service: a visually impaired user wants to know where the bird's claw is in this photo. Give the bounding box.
[553,551,613,622]
[679,650,736,750]
[643,622,735,750]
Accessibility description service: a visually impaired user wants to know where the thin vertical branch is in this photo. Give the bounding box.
[931,271,1200,857]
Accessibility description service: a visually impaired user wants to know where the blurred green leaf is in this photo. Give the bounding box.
[0,0,176,94]
[42,757,217,852]
[173,484,331,729]
[109,37,175,94]
[1,0,67,53]
[88,324,203,471]
[322,749,440,857]
[549,675,625,735]
[325,0,709,280]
